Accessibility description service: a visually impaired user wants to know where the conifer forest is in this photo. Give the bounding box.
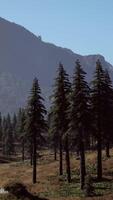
[1,59,113,200]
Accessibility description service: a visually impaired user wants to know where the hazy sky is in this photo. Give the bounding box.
[0,0,113,64]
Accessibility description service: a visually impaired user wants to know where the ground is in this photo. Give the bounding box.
[0,149,113,200]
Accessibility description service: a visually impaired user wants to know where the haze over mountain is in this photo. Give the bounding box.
[0,17,112,114]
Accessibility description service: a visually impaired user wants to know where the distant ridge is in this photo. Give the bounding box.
[0,17,112,114]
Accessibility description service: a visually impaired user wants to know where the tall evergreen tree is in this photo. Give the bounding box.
[17,109,26,161]
[91,60,105,180]
[102,69,113,158]
[48,108,59,161]
[69,60,90,189]
[2,116,7,155]
[2,114,14,156]
[12,113,17,136]
[26,78,47,184]
[51,63,71,182]
[12,113,17,154]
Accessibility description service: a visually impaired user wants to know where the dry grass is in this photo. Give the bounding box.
[0,149,113,200]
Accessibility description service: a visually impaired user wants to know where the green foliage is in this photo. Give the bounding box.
[91,60,113,178]
[51,63,71,139]
[26,77,47,183]
[26,77,47,147]
[91,60,106,138]
[1,60,113,195]
[50,63,71,177]
[69,60,90,188]
[69,59,90,147]
[12,113,17,135]
[2,114,14,156]
[102,69,113,147]
[16,109,26,145]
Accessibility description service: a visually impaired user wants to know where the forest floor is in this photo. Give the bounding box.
[0,149,113,200]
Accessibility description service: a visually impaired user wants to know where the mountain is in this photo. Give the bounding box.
[0,17,112,114]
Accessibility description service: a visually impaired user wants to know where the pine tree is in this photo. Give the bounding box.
[12,113,17,155]
[91,60,105,180]
[17,109,26,161]
[16,108,22,137]
[26,78,47,184]
[2,116,7,155]
[48,108,59,161]
[102,69,113,158]
[51,63,71,182]
[69,60,90,189]
[3,114,14,156]
[12,113,17,136]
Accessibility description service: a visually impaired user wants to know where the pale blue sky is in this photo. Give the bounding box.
[0,0,113,64]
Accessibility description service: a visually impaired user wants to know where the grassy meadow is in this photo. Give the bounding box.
[0,149,113,199]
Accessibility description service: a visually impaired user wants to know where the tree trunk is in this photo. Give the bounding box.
[54,144,57,161]
[106,141,110,158]
[65,135,71,183]
[80,140,86,190]
[76,147,79,157]
[59,138,63,175]
[30,142,33,166]
[22,140,25,161]
[30,147,33,166]
[30,152,32,165]
[97,137,102,180]
[91,136,95,151]
[33,134,37,184]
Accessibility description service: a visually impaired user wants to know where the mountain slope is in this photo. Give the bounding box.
[0,17,112,114]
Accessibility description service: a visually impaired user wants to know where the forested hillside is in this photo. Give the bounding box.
[1,60,113,200]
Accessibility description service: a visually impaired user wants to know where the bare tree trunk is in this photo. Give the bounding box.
[65,135,71,183]
[76,147,79,157]
[33,134,37,184]
[30,142,33,166]
[80,139,86,189]
[54,144,57,161]
[59,138,63,175]
[106,141,110,158]
[96,101,103,181]
[22,140,25,161]
[30,151,33,166]
[97,137,102,180]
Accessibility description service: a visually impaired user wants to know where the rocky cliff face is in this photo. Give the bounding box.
[0,17,112,114]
